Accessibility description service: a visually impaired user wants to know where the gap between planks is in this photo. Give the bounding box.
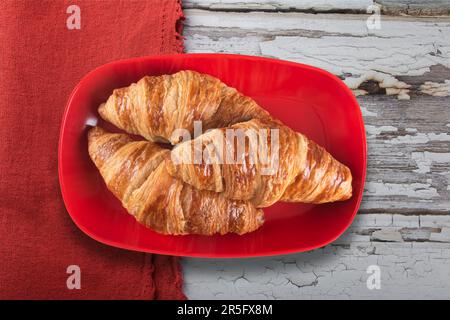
[184,0,450,16]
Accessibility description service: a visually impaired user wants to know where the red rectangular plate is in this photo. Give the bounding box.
[59,53,366,258]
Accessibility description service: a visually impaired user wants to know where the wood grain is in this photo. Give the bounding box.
[181,4,450,299]
[183,9,450,213]
[184,214,450,299]
[184,0,372,13]
[186,0,450,15]
[377,0,450,16]
[359,95,449,213]
[184,9,450,77]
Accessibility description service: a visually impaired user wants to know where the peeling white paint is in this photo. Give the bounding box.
[365,181,439,199]
[392,214,420,228]
[365,124,398,137]
[386,132,450,144]
[430,227,450,242]
[411,152,450,174]
[360,106,377,117]
[183,7,450,300]
[344,72,410,90]
[386,88,411,100]
[184,214,450,299]
[345,71,411,100]
[371,229,403,242]
[185,0,373,12]
[420,80,450,97]
[420,216,450,228]
[352,214,394,227]
[353,89,368,97]
[186,10,450,78]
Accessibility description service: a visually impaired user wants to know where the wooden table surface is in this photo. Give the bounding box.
[181,0,450,299]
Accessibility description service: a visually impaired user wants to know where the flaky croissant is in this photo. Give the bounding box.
[166,119,352,208]
[98,70,352,208]
[98,70,271,144]
[87,126,264,235]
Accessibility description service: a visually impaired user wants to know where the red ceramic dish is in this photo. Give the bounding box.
[59,53,366,258]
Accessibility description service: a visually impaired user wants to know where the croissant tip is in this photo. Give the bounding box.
[87,126,107,141]
[98,102,105,115]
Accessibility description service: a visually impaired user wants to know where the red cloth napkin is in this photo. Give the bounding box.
[0,0,185,299]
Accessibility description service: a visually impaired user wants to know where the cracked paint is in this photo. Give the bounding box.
[182,5,450,300]
[345,71,411,100]
[364,181,439,198]
[183,214,450,299]
[411,152,450,174]
[420,80,450,97]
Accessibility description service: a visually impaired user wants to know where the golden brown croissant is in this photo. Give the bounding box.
[87,126,264,235]
[98,70,271,144]
[98,70,352,208]
[166,119,352,208]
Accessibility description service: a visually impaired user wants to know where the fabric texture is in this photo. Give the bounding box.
[0,0,185,299]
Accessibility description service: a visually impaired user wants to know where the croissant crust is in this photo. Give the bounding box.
[166,118,352,207]
[88,126,264,235]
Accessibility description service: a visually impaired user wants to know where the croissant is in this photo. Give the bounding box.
[98,70,272,144]
[166,118,352,208]
[98,70,352,208]
[87,126,264,235]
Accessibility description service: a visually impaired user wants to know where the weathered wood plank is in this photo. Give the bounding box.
[377,0,450,16]
[184,214,450,299]
[185,0,450,15]
[184,9,450,99]
[184,11,450,213]
[181,5,450,301]
[184,0,372,13]
[358,95,450,213]
[184,9,450,81]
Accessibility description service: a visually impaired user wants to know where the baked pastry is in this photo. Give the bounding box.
[96,70,352,212]
[87,126,264,235]
[166,118,352,207]
[98,70,272,144]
